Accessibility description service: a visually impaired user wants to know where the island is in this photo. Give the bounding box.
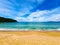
[0,17,17,22]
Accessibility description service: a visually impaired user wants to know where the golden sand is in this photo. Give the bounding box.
[0,31,60,45]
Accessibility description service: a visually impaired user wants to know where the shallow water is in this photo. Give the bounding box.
[0,22,60,30]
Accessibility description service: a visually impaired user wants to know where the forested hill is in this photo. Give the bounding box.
[0,17,17,22]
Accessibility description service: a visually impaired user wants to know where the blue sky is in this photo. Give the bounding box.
[0,0,60,22]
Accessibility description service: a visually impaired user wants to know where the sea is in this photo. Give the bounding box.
[0,22,60,31]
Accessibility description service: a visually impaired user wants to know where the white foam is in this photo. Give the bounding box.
[0,28,18,30]
[55,29,60,31]
[0,28,60,31]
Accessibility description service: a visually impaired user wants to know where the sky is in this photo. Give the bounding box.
[0,0,60,22]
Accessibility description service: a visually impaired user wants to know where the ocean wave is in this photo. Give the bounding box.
[0,28,60,31]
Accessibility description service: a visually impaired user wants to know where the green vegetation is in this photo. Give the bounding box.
[0,17,17,22]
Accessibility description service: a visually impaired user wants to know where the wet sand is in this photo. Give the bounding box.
[0,31,60,45]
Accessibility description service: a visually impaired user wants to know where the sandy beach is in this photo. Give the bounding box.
[0,31,60,45]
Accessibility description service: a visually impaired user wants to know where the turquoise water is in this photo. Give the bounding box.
[0,22,60,30]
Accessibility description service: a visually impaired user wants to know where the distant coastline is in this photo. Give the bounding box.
[0,17,17,22]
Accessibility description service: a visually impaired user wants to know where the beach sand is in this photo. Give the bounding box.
[0,31,60,45]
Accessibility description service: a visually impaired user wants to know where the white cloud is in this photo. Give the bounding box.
[16,7,60,22]
[28,10,49,18]
[0,0,45,20]
[0,0,60,22]
[0,8,18,19]
[47,14,60,21]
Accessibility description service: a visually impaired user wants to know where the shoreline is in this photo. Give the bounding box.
[0,28,60,31]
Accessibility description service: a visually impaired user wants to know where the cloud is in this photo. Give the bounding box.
[16,10,49,22]
[16,7,60,22]
[47,14,60,21]
[0,0,60,22]
[0,0,45,19]
[0,8,18,19]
